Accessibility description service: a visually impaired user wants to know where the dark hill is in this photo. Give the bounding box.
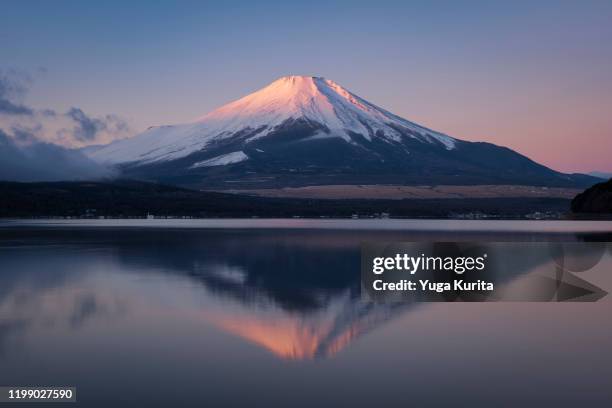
[572,179,612,214]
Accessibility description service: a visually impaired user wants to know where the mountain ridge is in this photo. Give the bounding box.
[86,76,599,189]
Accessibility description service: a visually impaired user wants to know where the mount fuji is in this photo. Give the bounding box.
[88,76,596,188]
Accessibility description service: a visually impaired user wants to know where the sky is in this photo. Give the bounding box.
[1,0,611,173]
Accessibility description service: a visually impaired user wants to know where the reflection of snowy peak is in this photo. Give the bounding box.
[205,289,409,360]
[88,75,596,188]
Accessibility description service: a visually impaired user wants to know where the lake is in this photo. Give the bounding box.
[0,219,611,407]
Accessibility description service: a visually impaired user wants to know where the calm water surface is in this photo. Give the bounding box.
[0,220,611,407]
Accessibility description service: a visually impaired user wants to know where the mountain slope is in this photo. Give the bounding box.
[88,76,598,188]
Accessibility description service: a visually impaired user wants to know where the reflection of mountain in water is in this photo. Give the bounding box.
[0,227,608,360]
[205,291,408,360]
[99,230,605,359]
[108,230,416,359]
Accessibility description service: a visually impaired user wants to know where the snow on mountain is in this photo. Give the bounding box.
[89,76,456,165]
[191,151,248,168]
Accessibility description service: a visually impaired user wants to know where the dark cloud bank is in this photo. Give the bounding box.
[0,69,126,181]
[0,130,113,182]
[0,70,33,115]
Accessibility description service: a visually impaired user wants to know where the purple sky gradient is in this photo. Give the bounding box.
[2,0,611,173]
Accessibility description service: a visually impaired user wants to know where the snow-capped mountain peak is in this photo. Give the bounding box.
[198,75,454,146]
[84,75,596,189]
[89,75,455,165]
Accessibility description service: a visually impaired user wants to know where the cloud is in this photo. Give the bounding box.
[0,68,130,181]
[67,107,103,141]
[0,129,114,181]
[66,107,129,143]
[0,68,131,148]
[0,70,33,115]
[0,99,33,115]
